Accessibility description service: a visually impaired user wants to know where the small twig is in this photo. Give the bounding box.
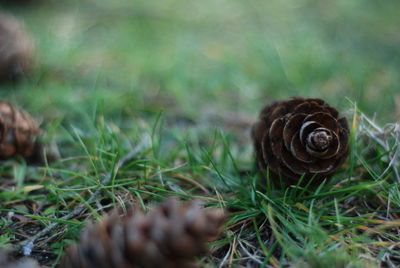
[13,137,149,255]
[237,240,263,265]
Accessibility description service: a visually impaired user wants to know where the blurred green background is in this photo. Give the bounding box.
[2,0,400,122]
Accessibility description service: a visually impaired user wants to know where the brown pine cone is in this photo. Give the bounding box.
[0,12,34,82]
[251,97,349,183]
[60,198,226,268]
[0,101,40,159]
[0,249,41,268]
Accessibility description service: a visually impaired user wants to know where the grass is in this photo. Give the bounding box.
[0,0,400,267]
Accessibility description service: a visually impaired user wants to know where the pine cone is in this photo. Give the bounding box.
[251,97,349,183]
[0,12,34,82]
[60,198,225,268]
[0,101,40,159]
[0,249,41,268]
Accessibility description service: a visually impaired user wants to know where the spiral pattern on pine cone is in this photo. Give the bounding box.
[252,97,349,182]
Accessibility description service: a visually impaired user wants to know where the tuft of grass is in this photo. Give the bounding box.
[1,107,399,267]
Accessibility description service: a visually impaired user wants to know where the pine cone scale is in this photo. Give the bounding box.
[280,146,309,174]
[304,112,339,133]
[293,101,321,115]
[283,113,307,150]
[290,132,314,163]
[269,118,285,157]
[269,106,287,121]
[299,121,322,145]
[313,158,334,172]
[262,132,280,170]
[252,121,268,170]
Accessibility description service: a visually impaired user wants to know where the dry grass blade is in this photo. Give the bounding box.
[358,113,400,181]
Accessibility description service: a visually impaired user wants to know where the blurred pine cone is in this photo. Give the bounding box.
[0,101,40,159]
[60,198,225,268]
[0,12,34,82]
[252,97,349,183]
[0,249,41,268]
